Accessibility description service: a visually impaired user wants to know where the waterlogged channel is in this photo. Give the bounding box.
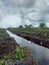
[6,30,49,65]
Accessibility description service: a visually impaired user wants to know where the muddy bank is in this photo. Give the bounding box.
[6,47,37,65]
[0,37,38,65]
[6,30,49,65]
[5,30,38,65]
[11,32,49,48]
[0,37,19,59]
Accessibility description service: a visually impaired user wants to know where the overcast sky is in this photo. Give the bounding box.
[0,0,49,28]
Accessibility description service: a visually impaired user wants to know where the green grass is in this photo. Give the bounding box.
[0,28,9,38]
[8,27,49,38]
[0,46,25,65]
[15,46,25,60]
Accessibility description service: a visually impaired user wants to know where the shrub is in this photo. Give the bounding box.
[0,60,5,65]
[15,46,25,60]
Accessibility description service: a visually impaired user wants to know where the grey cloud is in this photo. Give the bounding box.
[2,0,36,8]
[22,0,36,8]
[0,0,49,26]
[27,0,49,23]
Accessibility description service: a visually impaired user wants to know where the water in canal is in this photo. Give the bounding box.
[6,30,49,65]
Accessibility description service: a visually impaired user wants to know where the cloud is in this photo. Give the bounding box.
[0,15,22,28]
[0,0,49,27]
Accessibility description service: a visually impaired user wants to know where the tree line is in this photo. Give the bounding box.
[19,23,47,28]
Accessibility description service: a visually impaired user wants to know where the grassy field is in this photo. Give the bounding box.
[8,27,49,38]
[0,28,9,38]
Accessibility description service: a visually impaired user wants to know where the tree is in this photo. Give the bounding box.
[19,25,23,28]
[25,24,32,28]
[39,23,46,28]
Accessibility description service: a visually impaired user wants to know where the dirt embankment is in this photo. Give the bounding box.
[6,47,38,65]
[0,37,38,65]
[13,32,49,48]
[0,37,19,59]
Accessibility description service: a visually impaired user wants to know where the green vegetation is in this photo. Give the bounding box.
[8,23,49,38]
[39,23,46,28]
[8,27,49,34]
[0,28,9,38]
[15,46,25,60]
[11,46,25,60]
[4,54,11,61]
[0,54,11,65]
[0,60,5,65]
[0,46,25,65]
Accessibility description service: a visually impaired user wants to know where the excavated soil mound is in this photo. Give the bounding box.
[0,37,19,59]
